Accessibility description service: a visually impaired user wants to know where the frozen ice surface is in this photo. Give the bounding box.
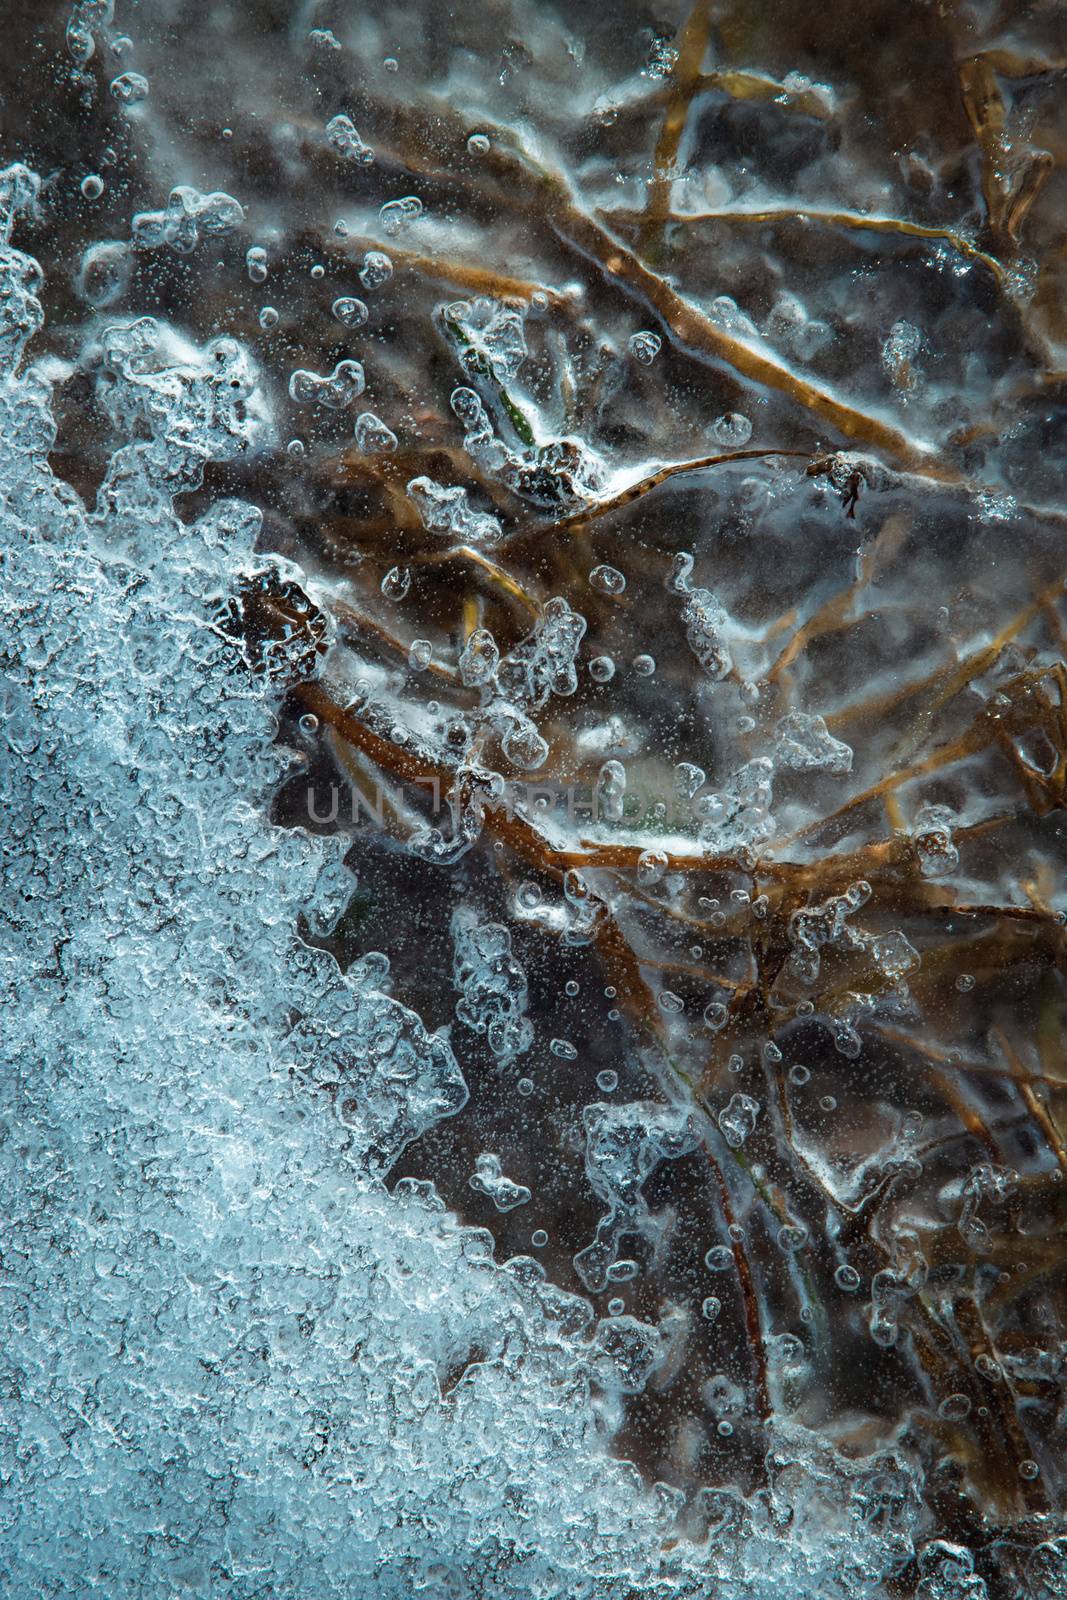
[4,0,1067,1589]
[0,170,922,1600]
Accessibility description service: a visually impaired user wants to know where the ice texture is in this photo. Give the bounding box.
[0,180,933,1600]
[5,0,1067,1587]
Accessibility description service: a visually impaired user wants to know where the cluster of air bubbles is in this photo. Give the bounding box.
[66,0,114,65]
[444,297,528,382]
[788,879,871,984]
[132,186,244,254]
[882,320,924,390]
[573,1103,696,1291]
[708,295,760,339]
[764,290,832,361]
[669,559,731,679]
[325,113,374,164]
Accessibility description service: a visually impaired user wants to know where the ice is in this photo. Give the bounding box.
[774,711,853,775]
[469,1152,532,1211]
[0,186,750,1599]
[452,907,533,1063]
[10,0,1067,1572]
[682,586,733,679]
[132,185,245,253]
[325,113,374,164]
[407,475,502,546]
[573,1101,698,1291]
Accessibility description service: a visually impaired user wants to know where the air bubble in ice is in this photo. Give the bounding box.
[682,586,731,678]
[712,412,753,447]
[332,294,369,327]
[407,476,502,546]
[75,240,130,307]
[498,596,587,706]
[469,1152,531,1211]
[354,411,398,453]
[359,250,393,289]
[326,113,374,164]
[597,759,626,822]
[775,711,853,775]
[667,551,694,594]
[637,849,667,885]
[459,627,500,687]
[590,563,626,595]
[913,802,959,877]
[110,71,149,104]
[452,909,533,1061]
[66,0,113,65]
[289,359,365,407]
[573,1102,697,1291]
[132,186,244,253]
[379,196,423,235]
[629,331,662,365]
[245,245,268,283]
[675,762,705,799]
[444,296,527,383]
[718,1092,759,1149]
[381,565,411,600]
[882,320,923,390]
